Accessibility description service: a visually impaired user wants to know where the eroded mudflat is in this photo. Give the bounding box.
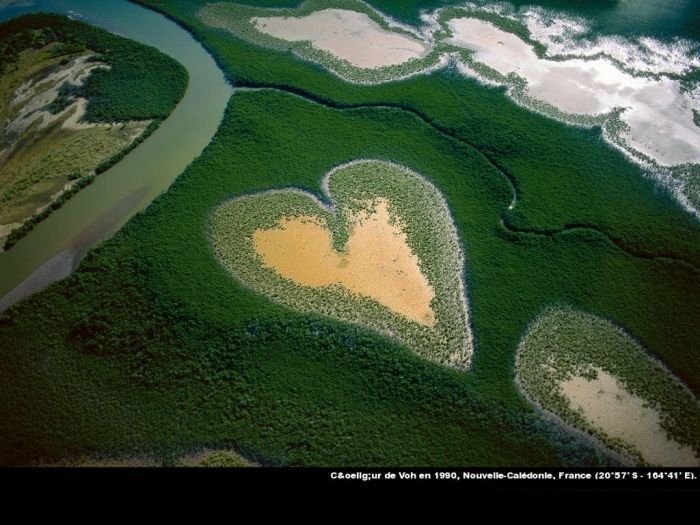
[252,9,430,69]
[253,199,435,326]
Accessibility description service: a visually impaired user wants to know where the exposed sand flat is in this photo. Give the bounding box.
[0,249,75,312]
[252,9,430,69]
[253,199,436,326]
[447,17,700,166]
[6,54,109,137]
[212,160,472,368]
[561,368,699,467]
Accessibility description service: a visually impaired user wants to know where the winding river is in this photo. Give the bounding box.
[0,0,233,311]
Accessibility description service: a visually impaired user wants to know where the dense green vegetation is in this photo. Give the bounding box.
[517,307,700,465]
[1,87,696,466]
[211,160,472,368]
[0,1,698,466]
[136,0,700,267]
[137,0,700,365]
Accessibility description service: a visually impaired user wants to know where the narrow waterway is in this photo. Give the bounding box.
[0,0,233,311]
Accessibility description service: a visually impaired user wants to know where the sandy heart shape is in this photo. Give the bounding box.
[210,160,473,369]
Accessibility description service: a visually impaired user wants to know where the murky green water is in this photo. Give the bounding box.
[0,0,233,307]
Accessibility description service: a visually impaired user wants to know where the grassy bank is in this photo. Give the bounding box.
[0,14,188,249]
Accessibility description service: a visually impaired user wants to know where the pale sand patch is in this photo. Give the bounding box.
[6,54,110,137]
[60,98,102,130]
[59,97,149,132]
[0,222,21,239]
[253,199,436,326]
[561,368,699,467]
[520,6,700,76]
[447,17,700,166]
[252,9,430,69]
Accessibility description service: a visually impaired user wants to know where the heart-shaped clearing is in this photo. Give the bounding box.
[210,160,473,369]
[253,199,436,327]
